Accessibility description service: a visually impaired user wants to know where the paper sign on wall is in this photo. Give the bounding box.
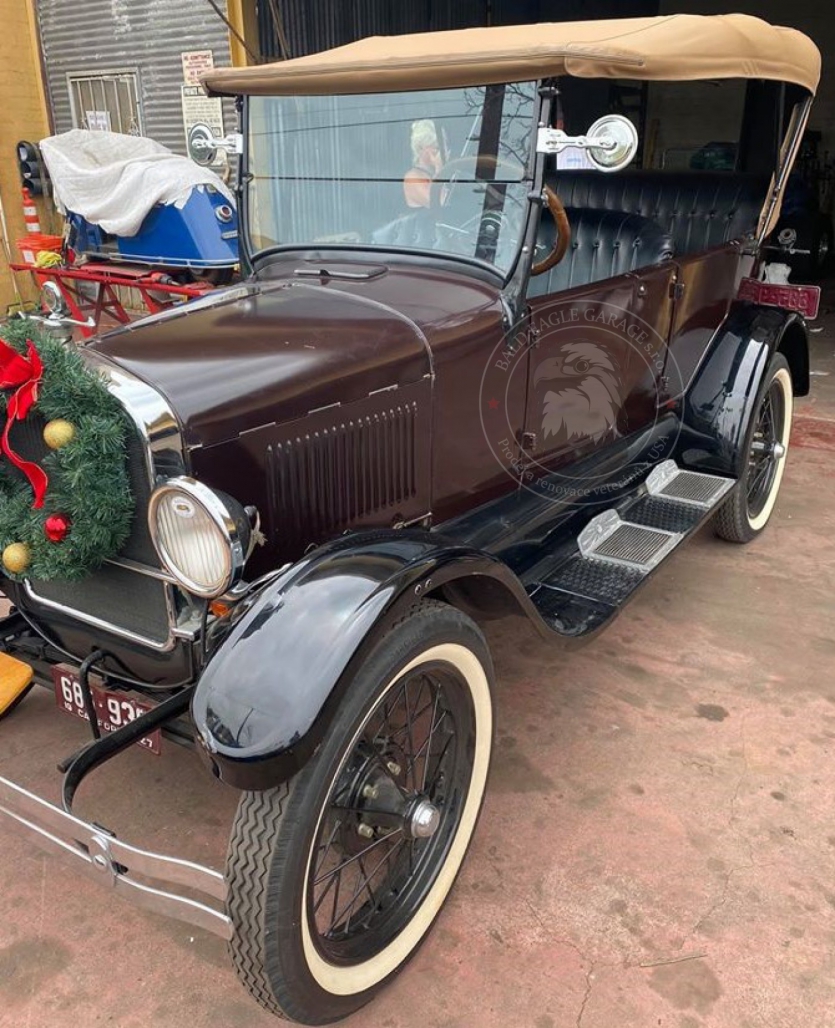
[86,110,112,132]
[181,50,215,86]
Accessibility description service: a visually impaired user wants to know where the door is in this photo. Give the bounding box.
[523,263,678,483]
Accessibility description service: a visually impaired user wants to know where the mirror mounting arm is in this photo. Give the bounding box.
[536,128,616,154]
[537,115,638,174]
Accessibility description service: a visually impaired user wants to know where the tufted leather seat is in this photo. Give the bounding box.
[529,207,674,297]
[547,171,768,255]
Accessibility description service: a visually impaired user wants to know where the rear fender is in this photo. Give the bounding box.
[191,531,533,790]
[677,302,806,477]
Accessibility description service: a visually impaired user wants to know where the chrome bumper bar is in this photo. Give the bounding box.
[0,775,232,940]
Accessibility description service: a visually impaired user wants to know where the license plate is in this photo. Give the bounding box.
[52,663,161,754]
[738,277,821,320]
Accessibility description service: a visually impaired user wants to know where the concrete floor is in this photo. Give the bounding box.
[1,297,835,1028]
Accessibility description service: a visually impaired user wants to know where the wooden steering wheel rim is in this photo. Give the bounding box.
[530,185,571,277]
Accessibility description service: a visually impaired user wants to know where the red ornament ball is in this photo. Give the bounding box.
[44,513,71,543]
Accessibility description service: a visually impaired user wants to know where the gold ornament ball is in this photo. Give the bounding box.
[2,542,31,575]
[43,419,76,450]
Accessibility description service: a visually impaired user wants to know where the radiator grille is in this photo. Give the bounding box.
[28,565,171,644]
[267,403,418,544]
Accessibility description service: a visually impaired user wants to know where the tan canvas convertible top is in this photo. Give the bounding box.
[202,14,820,98]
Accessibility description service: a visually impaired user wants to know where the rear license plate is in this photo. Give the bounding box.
[738,277,821,320]
[52,663,161,754]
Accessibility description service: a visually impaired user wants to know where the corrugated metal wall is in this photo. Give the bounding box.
[257,0,660,61]
[35,0,236,154]
[258,0,490,60]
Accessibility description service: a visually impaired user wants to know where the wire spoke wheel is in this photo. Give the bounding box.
[225,601,494,1025]
[713,353,793,543]
[308,663,467,963]
[746,381,785,521]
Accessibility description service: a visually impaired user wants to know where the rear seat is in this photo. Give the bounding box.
[548,170,769,255]
[529,207,674,297]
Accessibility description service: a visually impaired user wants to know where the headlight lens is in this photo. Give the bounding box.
[148,478,250,598]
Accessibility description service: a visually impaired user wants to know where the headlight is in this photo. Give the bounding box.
[148,477,250,598]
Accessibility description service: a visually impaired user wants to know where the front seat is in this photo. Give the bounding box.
[529,207,675,297]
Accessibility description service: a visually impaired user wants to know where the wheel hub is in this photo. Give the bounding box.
[751,439,785,459]
[407,798,441,839]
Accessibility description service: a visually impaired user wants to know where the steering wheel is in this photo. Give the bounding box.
[428,155,526,256]
[530,186,571,276]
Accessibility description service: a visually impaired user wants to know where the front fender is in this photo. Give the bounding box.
[191,530,532,789]
[677,302,805,477]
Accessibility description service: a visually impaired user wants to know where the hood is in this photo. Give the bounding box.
[89,276,433,448]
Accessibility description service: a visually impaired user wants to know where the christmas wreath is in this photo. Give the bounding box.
[0,317,133,581]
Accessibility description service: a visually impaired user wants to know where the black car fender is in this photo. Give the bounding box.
[191,531,535,790]
[677,301,808,477]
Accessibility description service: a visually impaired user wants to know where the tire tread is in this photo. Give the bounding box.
[227,783,293,1019]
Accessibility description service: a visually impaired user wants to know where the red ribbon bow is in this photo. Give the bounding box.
[0,338,48,508]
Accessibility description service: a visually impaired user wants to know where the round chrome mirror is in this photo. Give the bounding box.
[40,280,68,316]
[187,123,217,167]
[586,115,639,174]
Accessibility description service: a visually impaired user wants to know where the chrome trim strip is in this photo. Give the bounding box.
[83,352,187,483]
[23,580,176,652]
[0,776,232,941]
[105,556,178,584]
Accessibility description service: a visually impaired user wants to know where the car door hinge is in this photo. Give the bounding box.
[520,431,537,453]
[669,279,686,301]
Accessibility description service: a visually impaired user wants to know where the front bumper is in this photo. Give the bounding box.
[0,775,232,940]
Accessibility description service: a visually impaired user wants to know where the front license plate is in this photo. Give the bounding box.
[52,663,161,754]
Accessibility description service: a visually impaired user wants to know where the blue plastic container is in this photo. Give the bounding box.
[68,184,239,274]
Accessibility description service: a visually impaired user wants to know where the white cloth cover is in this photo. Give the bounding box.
[39,129,235,237]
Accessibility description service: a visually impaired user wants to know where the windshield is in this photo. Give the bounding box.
[246,82,537,275]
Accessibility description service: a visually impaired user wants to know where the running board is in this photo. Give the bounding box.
[526,461,735,638]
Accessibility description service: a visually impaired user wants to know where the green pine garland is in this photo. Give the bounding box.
[0,317,133,581]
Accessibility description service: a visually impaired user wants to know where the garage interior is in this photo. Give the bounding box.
[1,3,834,1028]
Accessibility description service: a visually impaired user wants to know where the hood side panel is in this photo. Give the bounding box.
[91,280,432,448]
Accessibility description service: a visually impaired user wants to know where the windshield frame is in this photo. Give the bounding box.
[240,84,543,286]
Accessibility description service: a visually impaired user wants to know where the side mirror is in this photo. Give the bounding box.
[536,114,639,174]
[584,115,639,174]
[187,123,243,166]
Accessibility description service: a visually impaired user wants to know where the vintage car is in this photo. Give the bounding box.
[0,14,822,1026]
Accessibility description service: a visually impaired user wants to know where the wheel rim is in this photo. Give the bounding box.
[306,660,475,967]
[747,375,788,521]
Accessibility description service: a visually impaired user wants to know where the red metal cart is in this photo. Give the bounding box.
[10,261,217,338]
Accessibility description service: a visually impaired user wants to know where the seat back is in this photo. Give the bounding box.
[547,171,769,255]
[529,207,674,298]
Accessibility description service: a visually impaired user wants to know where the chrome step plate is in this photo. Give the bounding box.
[578,510,679,571]
[646,459,734,509]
